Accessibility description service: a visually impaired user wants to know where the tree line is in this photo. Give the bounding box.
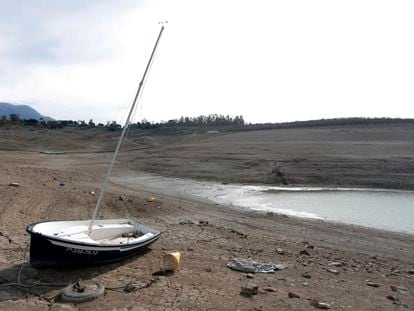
[1,113,412,131]
[0,113,245,130]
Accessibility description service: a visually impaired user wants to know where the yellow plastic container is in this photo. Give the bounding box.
[162,252,181,272]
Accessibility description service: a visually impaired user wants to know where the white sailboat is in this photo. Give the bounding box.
[26,26,165,268]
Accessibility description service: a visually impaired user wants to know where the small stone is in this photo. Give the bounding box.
[246,274,254,279]
[119,195,126,201]
[299,249,311,256]
[240,284,259,297]
[310,300,331,309]
[199,220,209,226]
[407,269,414,275]
[288,291,300,298]
[179,220,194,225]
[263,287,276,292]
[302,282,309,287]
[90,191,95,196]
[8,182,20,187]
[205,268,212,272]
[301,272,312,279]
[366,281,381,287]
[327,269,340,275]
[390,285,408,295]
[306,244,315,249]
[386,294,398,301]
[276,248,284,255]
[328,262,343,267]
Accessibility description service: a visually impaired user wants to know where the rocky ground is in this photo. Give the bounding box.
[0,124,413,310]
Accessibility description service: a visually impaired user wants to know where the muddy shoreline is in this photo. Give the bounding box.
[0,124,414,310]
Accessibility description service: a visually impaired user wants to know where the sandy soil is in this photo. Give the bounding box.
[0,124,413,310]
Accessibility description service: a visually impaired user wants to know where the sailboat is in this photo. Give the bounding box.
[26,26,165,268]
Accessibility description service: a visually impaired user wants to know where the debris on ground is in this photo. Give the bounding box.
[327,268,340,275]
[366,281,381,287]
[61,280,104,303]
[390,285,408,293]
[301,272,312,279]
[8,182,20,187]
[288,291,300,298]
[162,252,181,272]
[227,258,287,273]
[310,299,331,309]
[299,249,311,256]
[240,284,258,297]
[123,278,158,293]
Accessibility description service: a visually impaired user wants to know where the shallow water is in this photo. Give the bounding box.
[113,174,414,234]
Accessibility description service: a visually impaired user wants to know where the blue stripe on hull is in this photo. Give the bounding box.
[28,232,159,268]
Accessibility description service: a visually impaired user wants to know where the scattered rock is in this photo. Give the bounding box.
[90,191,95,196]
[246,273,254,279]
[299,249,311,256]
[205,268,212,272]
[288,291,300,298]
[386,294,399,302]
[301,272,312,279]
[302,282,309,287]
[229,228,248,238]
[327,269,339,275]
[366,281,381,287]
[179,220,194,225]
[310,300,331,309]
[59,181,65,187]
[276,248,284,255]
[199,220,209,226]
[390,285,408,293]
[118,195,126,201]
[8,182,20,187]
[263,287,276,293]
[328,262,344,267]
[407,269,414,275]
[240,284,259,297]
[306,244,315,249]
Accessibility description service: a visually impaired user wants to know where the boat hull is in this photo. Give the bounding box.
[26,220,160,268]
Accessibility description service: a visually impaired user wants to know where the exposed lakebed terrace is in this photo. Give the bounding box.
[114,174,414,235]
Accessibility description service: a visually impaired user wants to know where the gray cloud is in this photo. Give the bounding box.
[0,0,143,65]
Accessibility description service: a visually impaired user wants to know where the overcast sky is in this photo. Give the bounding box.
[1,0,413,124]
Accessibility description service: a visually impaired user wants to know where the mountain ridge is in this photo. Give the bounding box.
[0,102,53,121]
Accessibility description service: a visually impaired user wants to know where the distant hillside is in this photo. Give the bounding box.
[0,102,53,121]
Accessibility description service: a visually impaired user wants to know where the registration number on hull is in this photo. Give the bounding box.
[66,247,98,256]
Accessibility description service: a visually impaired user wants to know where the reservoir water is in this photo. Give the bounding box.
[113,174,414,234]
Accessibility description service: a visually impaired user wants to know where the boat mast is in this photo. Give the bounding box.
[88,25,165,235]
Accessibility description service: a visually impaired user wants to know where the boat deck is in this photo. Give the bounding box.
[31,219,156,246]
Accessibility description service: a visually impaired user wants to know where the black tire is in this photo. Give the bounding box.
[61,282,105,303]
